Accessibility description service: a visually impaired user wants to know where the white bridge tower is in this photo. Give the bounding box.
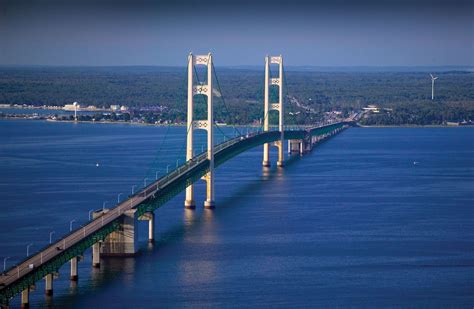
[262,55,285,167]
[185,53,215,209]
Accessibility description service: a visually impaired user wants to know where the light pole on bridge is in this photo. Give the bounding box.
[176,159,180,168]
[144,178,149,187]
[166,165,170,173]
[69,219,76,232]
[49,231,55,244]
[155,170,160,180]
[131,185,136,195]
[88,209,94,221]
[118,193,123,203]
[103,201,108,210]
[3,257,10,272]
[80,224,86,237]
[26,243,33,257]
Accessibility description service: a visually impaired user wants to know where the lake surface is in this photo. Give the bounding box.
[0,120,473,308]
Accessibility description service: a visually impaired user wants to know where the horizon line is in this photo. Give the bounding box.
[0,64,472,73]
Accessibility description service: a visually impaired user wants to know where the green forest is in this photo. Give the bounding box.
[0,66,473,125]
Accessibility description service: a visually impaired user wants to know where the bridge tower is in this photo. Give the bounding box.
[263,55,285,167]
[184,53,215,209]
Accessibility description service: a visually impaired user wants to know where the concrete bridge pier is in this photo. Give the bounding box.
[139,212,155,243]
[91,209,108,268]
[288,140,303,154]
[203,173,215,209]
[92,243,101,268]
[101,209,139,256]
[301,139,313,154]
[44,274,53,295]
[276,141,285,167]
[70,257,78,281]
[20,288,28,309]
[262,143,271,167]
[148,213,155,243]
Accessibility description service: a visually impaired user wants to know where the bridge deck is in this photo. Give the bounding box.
[0,122,348,302]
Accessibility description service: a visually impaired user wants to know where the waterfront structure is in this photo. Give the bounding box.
[63,103,80,111]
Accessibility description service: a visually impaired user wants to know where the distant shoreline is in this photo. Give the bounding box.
[0,117,261,128]
[356,124,474,128]
[1,117,472,128]
[1,65,473,73]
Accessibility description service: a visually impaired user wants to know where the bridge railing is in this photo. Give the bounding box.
[0,198,120,287]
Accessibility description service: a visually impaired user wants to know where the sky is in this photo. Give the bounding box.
[0,0,473,66]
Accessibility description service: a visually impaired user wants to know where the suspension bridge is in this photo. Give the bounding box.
[0,54,351,308]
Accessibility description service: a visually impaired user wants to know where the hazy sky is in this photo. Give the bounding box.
[1,0,473,66]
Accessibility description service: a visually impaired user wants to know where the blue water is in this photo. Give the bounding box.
[0,120,473,308]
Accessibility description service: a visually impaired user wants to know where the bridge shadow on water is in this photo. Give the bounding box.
[38,153,305,308]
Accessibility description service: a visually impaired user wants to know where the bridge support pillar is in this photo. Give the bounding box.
[288,140,302,154]
[203,173,215,209]
[101,209,139,256]
[139,211,155,243]
[302,140,313,153]
[20,288,29,309]
[44,274,53,296]
[148,212,155,243]
[262,144,270,167]
[276,141,284,167]
[92,243,101,268]
[184,199,195,210]
[91,209,108,268]
[70,257,78,281]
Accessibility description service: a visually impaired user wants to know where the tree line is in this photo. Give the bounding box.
[0,67,472,125]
